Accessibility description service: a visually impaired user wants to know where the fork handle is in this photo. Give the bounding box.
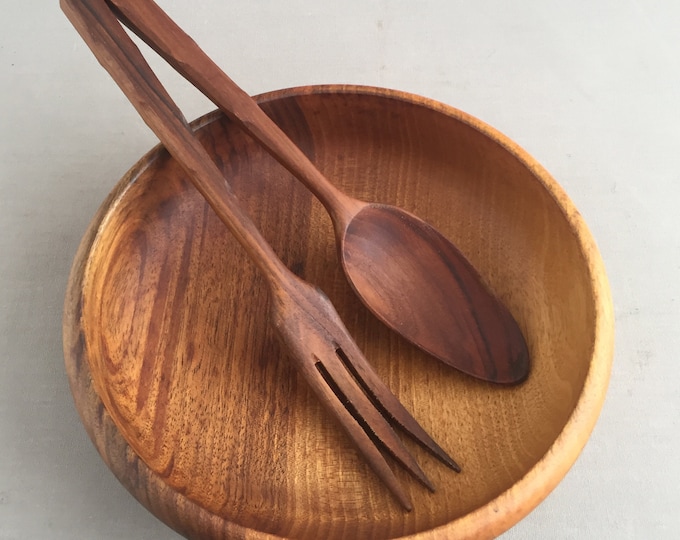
[107,0,363,230]
[61,0,295,289]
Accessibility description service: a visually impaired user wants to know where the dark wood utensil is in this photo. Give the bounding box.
[61,0,459,510]
[105,0,530,385]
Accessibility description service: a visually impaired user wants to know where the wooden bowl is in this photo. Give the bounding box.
[64,85,614,539]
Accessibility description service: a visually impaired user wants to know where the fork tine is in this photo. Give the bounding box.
[302,362,413,511]
[337,341,461,472]
[318,352,435,492]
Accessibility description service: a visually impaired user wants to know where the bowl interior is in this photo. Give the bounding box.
[77,90,600,538]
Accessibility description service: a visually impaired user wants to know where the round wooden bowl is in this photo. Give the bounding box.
[64,85,614,539]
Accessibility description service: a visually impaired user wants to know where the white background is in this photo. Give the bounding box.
[1,0,678,537]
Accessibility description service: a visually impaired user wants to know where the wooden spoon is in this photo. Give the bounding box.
[108,0,530,384]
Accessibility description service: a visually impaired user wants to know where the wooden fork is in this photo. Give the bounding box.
[61,0,459,510]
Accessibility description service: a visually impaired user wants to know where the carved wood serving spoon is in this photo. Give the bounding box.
[101,0,529,384]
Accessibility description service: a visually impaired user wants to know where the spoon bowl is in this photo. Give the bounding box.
[341,203,530,384]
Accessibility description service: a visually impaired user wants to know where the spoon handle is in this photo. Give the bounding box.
[61,0,293,289]
[108,0,362,228]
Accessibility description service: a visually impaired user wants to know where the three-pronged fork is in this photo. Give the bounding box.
[61,0,459,510]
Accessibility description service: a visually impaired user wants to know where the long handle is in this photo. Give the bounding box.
[61,0,292,288]
[107,0,362,230]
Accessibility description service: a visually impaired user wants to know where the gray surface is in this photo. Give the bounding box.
[1,0,678,538]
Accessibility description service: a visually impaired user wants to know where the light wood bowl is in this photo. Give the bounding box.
[63,85,614,539]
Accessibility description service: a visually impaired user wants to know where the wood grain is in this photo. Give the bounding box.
[64,86,614,539]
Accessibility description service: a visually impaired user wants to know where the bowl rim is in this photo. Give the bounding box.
[63,84,614,540]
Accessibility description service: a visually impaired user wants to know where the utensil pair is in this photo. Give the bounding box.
[61,0,528,509]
